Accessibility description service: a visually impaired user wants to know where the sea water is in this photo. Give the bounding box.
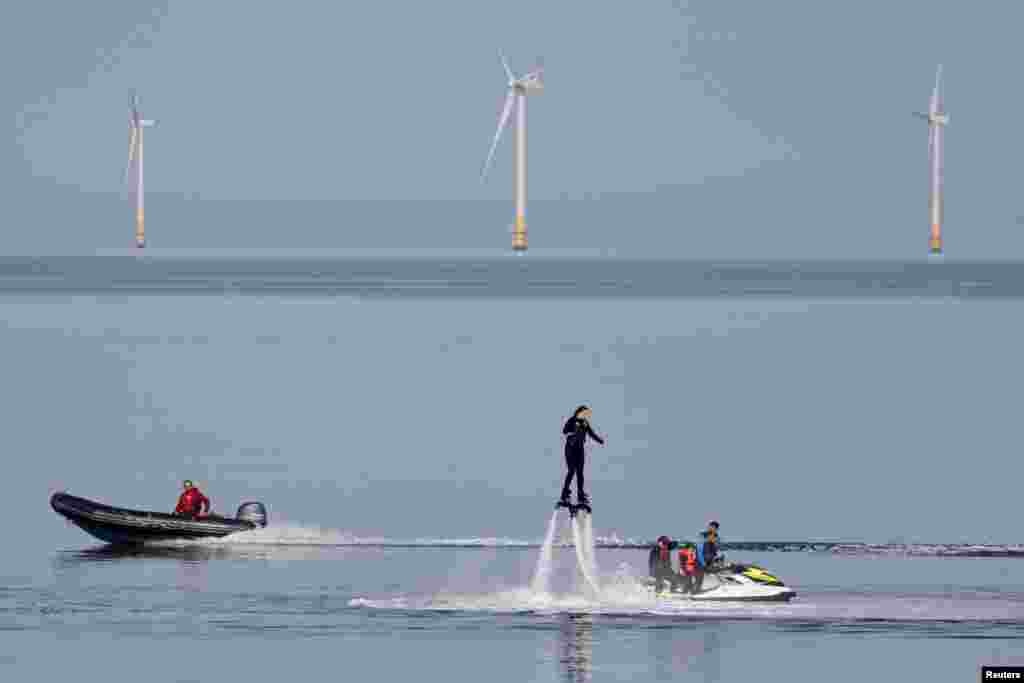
[3,259,1024,682]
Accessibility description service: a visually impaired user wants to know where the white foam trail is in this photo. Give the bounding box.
[171,523,546,548]
[151,523,362,547]
[351,585,1024,622]
[530,510,560,594]
[571,516,601,595]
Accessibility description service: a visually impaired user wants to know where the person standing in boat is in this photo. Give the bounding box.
[175,480,210,518]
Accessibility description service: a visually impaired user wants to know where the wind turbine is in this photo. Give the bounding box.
[480,53,543,251]
[125,91,157,248]
[913,65,948,255]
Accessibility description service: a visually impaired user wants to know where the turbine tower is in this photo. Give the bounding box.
[125,91,157,249]
[480,53,543,251]
[914,65,948,255]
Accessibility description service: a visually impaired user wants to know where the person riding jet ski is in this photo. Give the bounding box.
[693,521,721,594]
[677,542,698,594]
[648,535,679,592]
[174,480,211,519]
[702,521,720,564]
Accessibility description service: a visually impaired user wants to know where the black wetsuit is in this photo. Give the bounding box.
[561,417,604,501]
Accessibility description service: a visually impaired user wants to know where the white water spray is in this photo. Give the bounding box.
[580,513,600,580]
[530,510,560,594]
[571,515,601,594]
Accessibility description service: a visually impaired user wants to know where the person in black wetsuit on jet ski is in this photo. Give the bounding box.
[560,405,605,508]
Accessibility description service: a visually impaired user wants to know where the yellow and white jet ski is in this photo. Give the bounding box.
[646,562,796,602]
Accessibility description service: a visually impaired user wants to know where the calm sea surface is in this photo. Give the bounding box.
[2,256,1022,682]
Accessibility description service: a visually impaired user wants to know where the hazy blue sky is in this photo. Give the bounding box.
[5,1,1024,255]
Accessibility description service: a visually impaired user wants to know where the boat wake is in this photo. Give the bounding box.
[160,522,1024,558]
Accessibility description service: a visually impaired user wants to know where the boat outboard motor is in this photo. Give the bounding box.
[235,501,268,528]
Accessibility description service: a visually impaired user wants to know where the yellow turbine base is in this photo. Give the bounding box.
[512,216,527,251]
[136,209,145,248]
[929,237,942,254]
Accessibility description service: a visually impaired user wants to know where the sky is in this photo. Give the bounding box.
[4,1,1024,254]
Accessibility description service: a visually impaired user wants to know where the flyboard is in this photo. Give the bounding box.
[555,500,592,518]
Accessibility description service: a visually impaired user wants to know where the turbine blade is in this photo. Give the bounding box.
[499,51,514,83]
[125,126,138,185]
[930,64,942,115]
[481,90,515,181]
[524,59,544,79]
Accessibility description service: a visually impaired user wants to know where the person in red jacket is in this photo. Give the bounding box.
[174,480,210,518]
[677,542,698,594]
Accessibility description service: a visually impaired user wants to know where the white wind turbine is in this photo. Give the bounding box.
[913,65,948,255]
[125,91,157,248]
[480,52,543,251]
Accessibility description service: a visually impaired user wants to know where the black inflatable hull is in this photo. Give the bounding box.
[51,492,258,545]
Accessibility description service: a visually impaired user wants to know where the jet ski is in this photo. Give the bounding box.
[645,561,797,602]
[51,492,268,545]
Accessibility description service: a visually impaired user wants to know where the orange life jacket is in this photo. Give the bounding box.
[679,547,697,574]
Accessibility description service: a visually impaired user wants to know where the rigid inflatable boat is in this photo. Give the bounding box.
[51,492,268,545]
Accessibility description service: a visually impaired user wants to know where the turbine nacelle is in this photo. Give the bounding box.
[513,69,544,94]
[914,111,948,126]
